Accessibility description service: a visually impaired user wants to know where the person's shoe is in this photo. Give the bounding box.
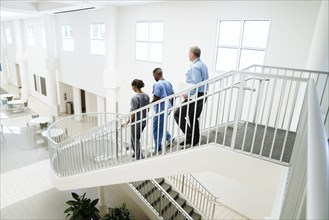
[180,140,191,146]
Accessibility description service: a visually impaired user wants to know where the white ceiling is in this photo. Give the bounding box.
[0,0,160,21]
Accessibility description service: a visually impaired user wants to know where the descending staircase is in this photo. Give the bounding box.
[47,66,329,220]
[130,178,202,220]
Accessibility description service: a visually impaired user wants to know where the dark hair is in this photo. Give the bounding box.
[153,67,162,75]
[131,79,145,89]
[189,46,201,58]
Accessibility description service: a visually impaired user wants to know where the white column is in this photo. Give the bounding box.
[103,6,119,115]
[73,87,82,116]
[307,0,329,71]
[13,20,29,98]
[44,15,59,116]
[98,186,106,217]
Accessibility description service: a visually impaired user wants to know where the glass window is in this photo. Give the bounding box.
[62,25,74,51]
[41,27,46,48]
[5,28,12,44]
[215,19,270,71]
[136,21,164,63]
[27,27,35,46]
[90,23,105,55]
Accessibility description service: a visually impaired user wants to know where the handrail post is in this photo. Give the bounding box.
[231,73,247,149]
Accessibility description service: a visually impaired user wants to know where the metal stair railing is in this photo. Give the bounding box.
[279,80,329,219]
[48,70,315,178]
[243,64,329,137]
[129,179,194,220]
[167,174,218,219]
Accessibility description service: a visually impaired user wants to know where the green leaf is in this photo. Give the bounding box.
[90,198,99,207]
[72,192,80,200]
[64,207,73,213]
[66,200,78,206]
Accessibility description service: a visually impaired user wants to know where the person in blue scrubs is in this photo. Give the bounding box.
[151,68,174,152]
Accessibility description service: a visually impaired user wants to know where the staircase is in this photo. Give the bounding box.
[130,178,201,220]
[47,66,329,220]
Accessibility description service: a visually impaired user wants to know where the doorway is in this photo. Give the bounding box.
[15,63,22,96]
[81,89,86,113]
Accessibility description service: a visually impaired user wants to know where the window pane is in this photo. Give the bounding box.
[239,49,265,70]
[136,22,149,41]
[99,40,105,55]
[90,24,98,39]
[215,47,238,71]
[242,20,270,48]
[100,24,105,39]
[136,42,148,60]
[218,20,241,46]
[150,43,163,62]
[5,28,12,44]
[150,22,163,42]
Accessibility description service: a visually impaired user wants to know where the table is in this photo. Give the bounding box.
[31,116,50,125]
[0,94,14,99]
[7,100,25,105]
[42,128,65,143]
[7,99,25,112]
[42,128,65,138]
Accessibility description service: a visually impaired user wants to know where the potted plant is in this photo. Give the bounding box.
[64,192,100,220]
[103,203,134,220]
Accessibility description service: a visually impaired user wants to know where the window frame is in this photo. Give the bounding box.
[135,20,164,63]
[90,23,106,56]
[26,26,35,47]
[41,27,47,49]
[214,18,271,72]
[5,28,12,44]
[61,24,74,52]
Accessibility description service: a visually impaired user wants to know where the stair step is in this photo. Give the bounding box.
[168,189,179,200]
[155,178,165,184]
[190,212,202,220]
[175,197,186,207]
[146,190,162,206]
[160,182,171,192]
[161,203,178,220]
[182,204,193,215]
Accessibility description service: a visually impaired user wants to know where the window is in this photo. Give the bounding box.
[27,26,35,46]
[136,21,164,63]
[41,27,46,48]
[62,25,74,51]
[90,23,105,55]
[5,28,12,44]
[33,74,47,96]
[214,19,270,71]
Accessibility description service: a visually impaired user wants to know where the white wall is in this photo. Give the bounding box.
[55,8,110,98]
[115,0,322,114]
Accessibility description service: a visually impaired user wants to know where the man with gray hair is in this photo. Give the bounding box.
[174,46,209,146]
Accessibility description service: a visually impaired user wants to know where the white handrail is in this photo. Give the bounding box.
[307,80,329,219]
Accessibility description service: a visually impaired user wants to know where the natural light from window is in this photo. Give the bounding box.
[136,21,164,63]
[90,23,105,55]
[215,19,270,71]
[27,26,35,47]
[62,25,74,51]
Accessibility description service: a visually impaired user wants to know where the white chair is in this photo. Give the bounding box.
[34,136,45,149]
